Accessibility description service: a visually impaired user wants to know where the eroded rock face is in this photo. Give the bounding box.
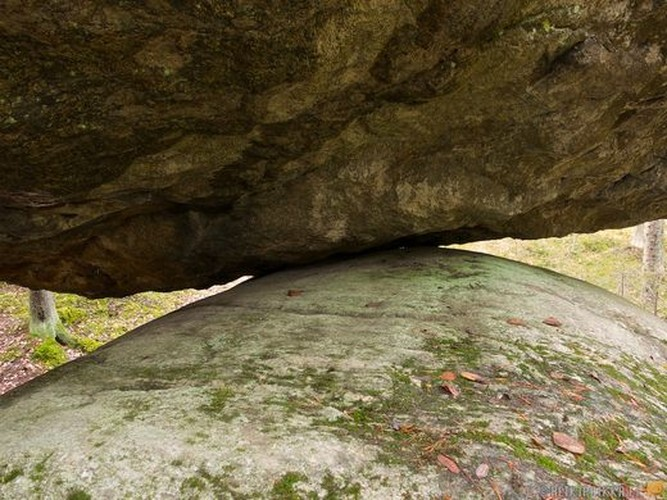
[1,2,666,295]
[0,249,665,498]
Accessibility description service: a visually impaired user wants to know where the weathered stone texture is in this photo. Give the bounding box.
[1,2,666,294]
[0,249,665,498]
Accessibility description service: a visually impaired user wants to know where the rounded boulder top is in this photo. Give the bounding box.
[1,248,665,498]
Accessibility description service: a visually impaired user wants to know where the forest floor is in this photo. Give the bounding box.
[0,226,662,395]
[0,278,250,395]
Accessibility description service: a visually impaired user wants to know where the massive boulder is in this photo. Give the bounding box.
[1,249,665,498]
[1,2,666,295]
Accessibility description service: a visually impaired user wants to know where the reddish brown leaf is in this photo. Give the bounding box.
[549,371,567,380]
[460,371,486,383]
[506,317,527,326]
[287,289,303,297]
[572,382,590,392]
[475,463,489,478]
[439,371,457,381]
[552,431,585,455]
[564,391,585,402]
[441,383,460,398]
[543,316,562,327]
[437,454,461,474]
[516,395,533,406]
[399,424,417,434]
[531,436,545,448]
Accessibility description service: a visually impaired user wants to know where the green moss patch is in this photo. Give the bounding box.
[31,339,67,368]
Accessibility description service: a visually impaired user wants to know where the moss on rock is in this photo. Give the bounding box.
[0,249,665,498]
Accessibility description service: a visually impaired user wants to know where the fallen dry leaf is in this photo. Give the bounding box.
[399,423,416,434]
[531,436,545,448]
[460,371,486,383]
[564,391,585,402]
[549,371,568,381]
[506,317,527,326]
[440,371,457,381]
[588,372,602,383]
[437,454,461,474]
[645,480,665,496]
[365,301,383,308]
[441,383,461,398]
[543,316,562,327]
[571,383,591,393]
[475,463,489,478]
[552,431,585,455]
[287,289,303,297]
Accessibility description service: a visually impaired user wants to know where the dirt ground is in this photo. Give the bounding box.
[0,311,48,395]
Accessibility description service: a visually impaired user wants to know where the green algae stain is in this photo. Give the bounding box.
[0,467,23,484]
[181,467,248,498]
[66,489,91,500]
[121,398,152,422]
[271,471,307,499]
[270,471,361,500]
[422,334,482,367]
[320,472,362,499]
[181,476,206,494]
[198,386,239,422]
[30,453,53,482]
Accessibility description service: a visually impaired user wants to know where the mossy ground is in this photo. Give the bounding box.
[0,282,245,393]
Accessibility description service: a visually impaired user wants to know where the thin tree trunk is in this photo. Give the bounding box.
[631,224,646,249]
[641,220,664,314]
[29,290,74,346]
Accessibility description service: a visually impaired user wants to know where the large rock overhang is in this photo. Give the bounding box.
[1,2,666,296]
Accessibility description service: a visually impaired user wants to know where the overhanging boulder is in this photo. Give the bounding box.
[1,249,665,498]
[1,2,666,295]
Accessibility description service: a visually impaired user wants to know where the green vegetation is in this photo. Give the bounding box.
[271,472,307,499]
[30,453,52,482]
[319,472,362,499]
[0,284,225,380]
[0,284,221,347]
[457,227,666,317]
[0,467,23,484]
[199,386,236,420]
[66,489,92,500]
[31,339,67,368]
[270,471,361,500]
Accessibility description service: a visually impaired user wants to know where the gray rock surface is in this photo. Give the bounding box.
[1,2,666,295]
[1,248,665,498]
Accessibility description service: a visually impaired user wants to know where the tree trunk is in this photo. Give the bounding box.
[641,220,664,314]
[28,290,74,346]
[630,224,645,250]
